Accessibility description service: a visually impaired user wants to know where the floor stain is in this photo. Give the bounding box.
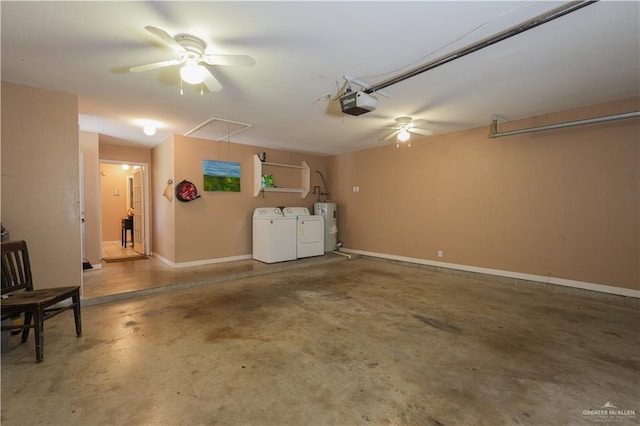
[142,306,181,317]
[76,337,109,352]
[183,310,203,319]
[597,354,640,371]
[204,326,270,343]
[241,302,262,311]
[413,315,462,335]
[204,326,243,342]
[360,268,402,279]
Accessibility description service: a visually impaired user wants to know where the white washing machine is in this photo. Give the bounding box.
[283,207,324,258]
[252,207,297,263]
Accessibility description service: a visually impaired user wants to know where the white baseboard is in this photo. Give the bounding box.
[152,252,252,268]
[342,248,640,299]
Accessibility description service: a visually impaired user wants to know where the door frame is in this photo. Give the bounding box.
[132,166,145,255]
[98,160,151,256]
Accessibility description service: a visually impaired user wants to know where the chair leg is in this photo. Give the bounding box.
[72,292,82,337]
[21,312,33,342]
[34,309,44,362]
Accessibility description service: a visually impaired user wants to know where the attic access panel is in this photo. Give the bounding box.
[185,116,252,141]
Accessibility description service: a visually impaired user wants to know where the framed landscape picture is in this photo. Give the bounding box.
[203,160,241,192]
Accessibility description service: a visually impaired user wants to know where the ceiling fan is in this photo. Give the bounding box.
[129,26,255,93]
[382,117,433,147]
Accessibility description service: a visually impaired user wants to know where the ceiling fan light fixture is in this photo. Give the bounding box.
[180,62,207,85]
[397,128,411,142]
[143,124,156,136]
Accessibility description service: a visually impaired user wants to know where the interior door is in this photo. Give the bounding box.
[133,166,145,254]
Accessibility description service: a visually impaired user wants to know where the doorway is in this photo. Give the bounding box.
[99,161,150,261]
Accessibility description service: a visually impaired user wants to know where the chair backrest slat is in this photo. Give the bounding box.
[1,240,33,294]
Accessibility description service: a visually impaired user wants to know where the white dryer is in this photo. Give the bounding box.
[283,207,324,258]
[252,207,297,263]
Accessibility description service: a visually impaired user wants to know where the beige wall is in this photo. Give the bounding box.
[332,97,639,290]
[168,135,330,264]
[100,163,132,241]
[151,136,176,261]
[1,82,81,289]
[79,131,101,265]
[99,136,152,165]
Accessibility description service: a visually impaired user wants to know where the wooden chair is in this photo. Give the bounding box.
[1,240,82,362]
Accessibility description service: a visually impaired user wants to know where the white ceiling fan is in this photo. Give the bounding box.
[382,117,433,147]
[129,26,255,93]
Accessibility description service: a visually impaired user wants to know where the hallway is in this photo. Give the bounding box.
[2,256,638,425]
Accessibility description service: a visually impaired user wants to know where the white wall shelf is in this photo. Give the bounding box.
[253,154,310,197]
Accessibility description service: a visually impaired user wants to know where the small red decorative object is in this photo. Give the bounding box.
[175,180,201,202]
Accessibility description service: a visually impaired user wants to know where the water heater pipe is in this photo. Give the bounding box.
[333,250,352,260]
[315,170,330,201]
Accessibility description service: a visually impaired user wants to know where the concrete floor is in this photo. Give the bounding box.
[1,256,638,425]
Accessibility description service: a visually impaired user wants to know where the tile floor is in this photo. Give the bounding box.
[101,241,144,260]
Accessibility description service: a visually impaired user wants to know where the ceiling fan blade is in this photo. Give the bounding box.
[410,119,429,127]
[410,128,434,137]
[202,54,256,67]
[145,26,186,52]
[382,130,400,141]
[203,68,223,92]
[129,58,182,73]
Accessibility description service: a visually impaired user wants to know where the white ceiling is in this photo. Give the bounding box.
[2,1,638,156]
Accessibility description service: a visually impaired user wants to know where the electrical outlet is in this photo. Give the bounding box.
[352,186,360,192]
[437,250,443,258]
